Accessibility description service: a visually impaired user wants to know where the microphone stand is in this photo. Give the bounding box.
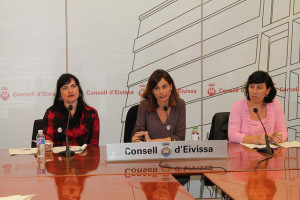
[253,108,274,155]
[164,106,174,141]
[59,105,75,157]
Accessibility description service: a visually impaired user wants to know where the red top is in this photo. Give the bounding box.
[43,104,100,146]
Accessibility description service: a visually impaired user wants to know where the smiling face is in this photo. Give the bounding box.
[248,83,271,104]
[60,78,79,105]
[152,78,172,106]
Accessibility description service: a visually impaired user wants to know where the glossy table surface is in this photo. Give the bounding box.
[0,174,194,200]
[204,169,300,200]
[1,143,299,178]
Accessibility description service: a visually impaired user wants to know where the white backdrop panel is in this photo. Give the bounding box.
[0,0,300,149]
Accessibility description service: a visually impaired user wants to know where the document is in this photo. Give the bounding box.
[52,144,87,154]
[241,143,278,149]
[9,148,37,156]
[277,141,300,148]
[0,194,36,200]
[242,141,300,149]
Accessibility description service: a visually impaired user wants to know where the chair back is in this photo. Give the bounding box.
[208,112,230,140]
[31,119,44,147]
[205,112,230,187]
[124,104,139,143]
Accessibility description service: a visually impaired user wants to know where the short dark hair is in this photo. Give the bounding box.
[53,73,86,127]
[244,71,276,103]
[142,69,180,112]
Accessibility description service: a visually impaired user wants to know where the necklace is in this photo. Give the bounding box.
[247,101,266,112]
[247,101,267,120]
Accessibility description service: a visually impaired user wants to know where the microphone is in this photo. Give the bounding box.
[59,105,75,157]
[164,106,174,141]
[253,108,273,155]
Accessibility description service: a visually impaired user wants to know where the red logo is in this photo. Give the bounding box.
[208,83,216,96]
[138,84,146,96]
[1,87,10,101]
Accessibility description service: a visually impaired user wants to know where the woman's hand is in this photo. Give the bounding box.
[131,134,143,142]
[243,133,267,144]
[45,140,53,151]
[132,131,151,142]
[244,131,283,145]
[255,133,267,145]
[269,130,283,144]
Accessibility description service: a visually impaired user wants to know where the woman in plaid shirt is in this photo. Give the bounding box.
[43,73,100,147]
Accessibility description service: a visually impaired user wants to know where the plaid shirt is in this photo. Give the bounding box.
[43,104,100,146]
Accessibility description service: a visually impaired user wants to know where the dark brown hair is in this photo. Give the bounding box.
[53,73,86,127]
[244,71,276,103]
[142,69,179,112]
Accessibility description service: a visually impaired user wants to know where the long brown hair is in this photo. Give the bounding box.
[53,73,86,128]
[142,69,180,112]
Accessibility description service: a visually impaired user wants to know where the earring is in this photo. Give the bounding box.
[58,97,62,101]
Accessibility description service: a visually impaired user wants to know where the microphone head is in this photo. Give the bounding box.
[253,108,258,113]
[163,106,168,111]
[68,105,73,111]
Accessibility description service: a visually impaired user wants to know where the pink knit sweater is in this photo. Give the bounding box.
[228,98,288,143]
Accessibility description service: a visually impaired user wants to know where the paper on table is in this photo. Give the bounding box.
[0,194,36,200]
[9,148,37,156]
[52,144,87,154]
[241,143,278,149]
[277,141,300,148]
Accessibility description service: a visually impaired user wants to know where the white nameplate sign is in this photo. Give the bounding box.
[106,140,227,162]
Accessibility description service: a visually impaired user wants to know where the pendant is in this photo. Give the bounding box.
[166,125,171,130]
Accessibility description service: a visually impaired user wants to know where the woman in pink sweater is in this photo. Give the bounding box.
[228,71,288,144]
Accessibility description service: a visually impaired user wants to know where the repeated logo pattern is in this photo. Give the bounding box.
[0,87,9,101]
[208,83,216,97]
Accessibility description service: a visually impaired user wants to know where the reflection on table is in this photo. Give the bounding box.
[45,147,100,199]
[1,144,300,178]
[0,174,194,200]
[228,142,287,176]
[204,169,300,200]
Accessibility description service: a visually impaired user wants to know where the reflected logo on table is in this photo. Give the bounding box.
[3,164,12,175]
[161,142,172,157]
[1,87,10,101]
[208,83,216,96]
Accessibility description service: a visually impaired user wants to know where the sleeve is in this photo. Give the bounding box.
[173,99,186,141]
[43,108,55,143]
[131,101,147,138]
[274,100,288,142]
[88,108,100,146]
[228,100,246,143]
